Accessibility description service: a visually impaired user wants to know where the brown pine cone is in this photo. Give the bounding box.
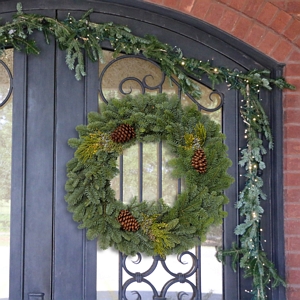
[117,209,140,232]
[191,148,207,174]
[111,124,136,143]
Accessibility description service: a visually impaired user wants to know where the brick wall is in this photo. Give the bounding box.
[144,0,300,299]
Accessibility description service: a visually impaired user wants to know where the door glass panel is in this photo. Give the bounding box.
[0,49,13,300]
[123,144,139,203]
[97,51,222,299]
[142,143,158,202]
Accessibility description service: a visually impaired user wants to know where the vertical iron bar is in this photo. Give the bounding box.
[178,91,182,196]
[178,178,181,194]
[120,155,124,202]
[158,141,162,199]
[119,155,124,298]
[139,142,143,202]
[196,246,202,300]
[119,252,123,300]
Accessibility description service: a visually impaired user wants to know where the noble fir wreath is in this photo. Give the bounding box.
[64,93,234,258]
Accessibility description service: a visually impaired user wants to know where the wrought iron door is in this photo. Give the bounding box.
[1,1,285,300]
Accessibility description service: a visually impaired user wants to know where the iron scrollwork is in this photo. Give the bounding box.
[98,54,224,113]
[122,251,199,300]
[0,59,13,108]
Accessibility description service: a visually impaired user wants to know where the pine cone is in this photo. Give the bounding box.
[111,124,136,143]
[191,148,207,173]
[117,209,140,232]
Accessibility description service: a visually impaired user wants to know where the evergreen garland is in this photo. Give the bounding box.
[0,4,295,299]
[65,93,234,258]
[216,85,287,299]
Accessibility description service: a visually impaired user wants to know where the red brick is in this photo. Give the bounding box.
[218,9,239,33]
[285,139,300,155]
[257,2,279,26]
[286,236,300,251]
[284,93,300,109]
[257,30,280,55]
[243,0,264,18]
[285,219,300,234]
[285,203,300,218]
[217,0,231,4]
[284,172,300,186]
[178,0,195,13]
[270,0,286,11]
[284,109,300,124]
[285,63,300,77]
[229,0,246,11]
[245,24,266,47]
[295,36,300,49]
[271,39,293,61]
[285,77,300,90]
[205,3,226,26]
[191,0,212,19]
[287,1,300,14]
[271,10,293,33]
[284,19,300,41]
[284,188,300,202]
[286,253,300,268]
[163,0,179,9]
[285,157,300,172]
[286,269,300,285]
[287,287,300,300]
[232,16,253,40]
[288,49,300,62]
[285,124,300,139]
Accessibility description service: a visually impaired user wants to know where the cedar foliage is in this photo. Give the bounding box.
[65,93,234,257]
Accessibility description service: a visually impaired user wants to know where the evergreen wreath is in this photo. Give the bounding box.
[65,93,234,258]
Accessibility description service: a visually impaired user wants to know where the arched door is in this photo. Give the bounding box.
[0,1,285,299]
